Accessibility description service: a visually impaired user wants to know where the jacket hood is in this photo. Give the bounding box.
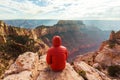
[52,36,61,47]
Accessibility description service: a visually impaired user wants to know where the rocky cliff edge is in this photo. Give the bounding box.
[3,52,111,80]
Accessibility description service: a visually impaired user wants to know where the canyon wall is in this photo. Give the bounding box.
[34,20,110,61]
[0,20,110,61]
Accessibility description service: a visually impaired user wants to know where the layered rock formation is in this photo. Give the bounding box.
[0,20,30,43]
[74,49,120,79]
[0,20,49,55]
[74,30,120,79]
[95,30,120,66]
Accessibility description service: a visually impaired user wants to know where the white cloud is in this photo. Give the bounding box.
[0,0,120,19]
[0,0,41,14]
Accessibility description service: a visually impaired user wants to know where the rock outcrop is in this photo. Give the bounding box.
[37,55,84,80]
[95,44,120,66]
[95,30,120,66]
[109,31,115,41]
[3,51,115,80]
[74,30,120,80]
[74,61,111,80]
[4,52,39,80]
[74,52,97,66]
[75,30,120,67]
[0,21,49,78]
[3,52,84,80]
[0,20,30,44]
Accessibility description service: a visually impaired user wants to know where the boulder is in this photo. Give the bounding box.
[37,55,84,80]
[74,61,111,80]
[95,45,120,66]
[3,52,39,80]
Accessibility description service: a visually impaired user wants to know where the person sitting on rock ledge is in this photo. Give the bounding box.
[46,35,68,72]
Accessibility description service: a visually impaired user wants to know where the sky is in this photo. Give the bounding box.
[0,0,120,20]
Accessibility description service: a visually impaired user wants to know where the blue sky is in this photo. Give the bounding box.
[0,0,120,20]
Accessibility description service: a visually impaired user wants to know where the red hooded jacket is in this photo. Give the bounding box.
[46,36,68,71]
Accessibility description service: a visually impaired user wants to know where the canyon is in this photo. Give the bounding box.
[0,20,110,61]
[3,31,120,79]
[1,20,119,80]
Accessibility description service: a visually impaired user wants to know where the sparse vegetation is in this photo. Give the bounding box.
[35,25,47,29]
[70,61,74,65]
[0,35,37,57]
[0,52,12,78]
[0,35,37,78]
[108,40,116,48]
[0,41,27,57]
[78,70,87,80]
[7,35,30,45]
[108,65,120,77]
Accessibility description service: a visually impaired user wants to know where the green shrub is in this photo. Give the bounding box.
[4,41,27,57]
[7,35,30,45]
[8,35,36,52]
[78,70,87,80]
[108,40,116,48]
[108,65,120,77]
[0,35,37,58]
[0,41,27,58]
[70,62,74,65]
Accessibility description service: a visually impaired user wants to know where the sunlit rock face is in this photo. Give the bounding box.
[95,30,120,66]
[3,47,113,80]
[74,61,111,80]
[95,44,120,66]
[0,21,31,44]
[3,52,84,80]
[6,52,112,80]
[37,55,84,80]
[3,52,39,80]
[73,30,120,80]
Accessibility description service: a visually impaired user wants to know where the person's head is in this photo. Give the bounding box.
[52,35,61,47]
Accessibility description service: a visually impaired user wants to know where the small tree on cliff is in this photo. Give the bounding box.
[108,31,116,48]
[109,30,115,41]
[108,65,120,77]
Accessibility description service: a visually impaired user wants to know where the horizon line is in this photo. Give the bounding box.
[1,19,120,21]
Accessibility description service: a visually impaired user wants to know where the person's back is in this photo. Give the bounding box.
[46,36,68,71]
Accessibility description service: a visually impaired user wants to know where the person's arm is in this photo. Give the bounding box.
[46,50,52,65]
[65,49,68,60]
